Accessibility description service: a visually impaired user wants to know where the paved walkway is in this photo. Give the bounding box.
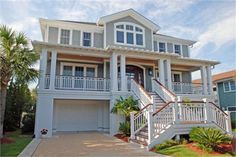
[32,132,165,157]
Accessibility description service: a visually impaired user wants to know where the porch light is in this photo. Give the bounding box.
[148,68,153,76]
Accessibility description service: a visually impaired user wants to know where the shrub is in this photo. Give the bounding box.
[119,122,130,136]
[231,119,236,129]
[155,140,179,150]
[189,127,231,152]
[21,113,35,134]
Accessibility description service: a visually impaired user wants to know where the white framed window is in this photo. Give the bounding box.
[174,44,181,55]
[83,32,91,47]
[114,22,145,47]
[223,80,236,92]
[60,29,70,45]
[60,62,97,77]
[171,72,182,82]
[159,42,166,52]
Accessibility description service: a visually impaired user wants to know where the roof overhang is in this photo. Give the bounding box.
[154,34,197,46]
[97,9,160,32]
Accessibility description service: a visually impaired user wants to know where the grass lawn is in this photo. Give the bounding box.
[0,130,32,157]
[156,144,233,157]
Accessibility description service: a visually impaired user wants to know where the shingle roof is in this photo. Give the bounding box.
[193,69,236,84]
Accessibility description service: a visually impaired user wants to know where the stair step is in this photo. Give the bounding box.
[139,131,148,136]
[135,135,148,142]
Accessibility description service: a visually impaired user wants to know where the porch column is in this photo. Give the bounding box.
[110,52,118,91]
[201,66,208,95]
[49,50,57,90]
[206,65,213,95]
[158,59,165,84]
[120,54,127,91]
[39,49,48,89]
[166,59,172,90]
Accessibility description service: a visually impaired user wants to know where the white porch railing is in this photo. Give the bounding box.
[131,99,231,145]
[118,77,131,91]
[172,82,203,95]
[45,75,110,91]
[152,79,176,102]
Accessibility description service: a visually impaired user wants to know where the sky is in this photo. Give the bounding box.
[0,0,236,88]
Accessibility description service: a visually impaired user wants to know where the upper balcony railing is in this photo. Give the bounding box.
[172,82,203,95]
[45,75,110,91]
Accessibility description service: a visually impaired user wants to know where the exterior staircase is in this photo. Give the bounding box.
[130,78,232,150]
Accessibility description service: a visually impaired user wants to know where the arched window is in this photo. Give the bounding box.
[114,22,145,47]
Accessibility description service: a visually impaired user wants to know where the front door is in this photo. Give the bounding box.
[126,65,144,87]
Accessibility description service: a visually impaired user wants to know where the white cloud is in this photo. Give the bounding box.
[192,15,236,57]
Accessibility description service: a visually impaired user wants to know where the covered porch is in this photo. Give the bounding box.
[35,41,216,97]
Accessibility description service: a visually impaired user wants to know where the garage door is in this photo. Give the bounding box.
[53,100,109,132]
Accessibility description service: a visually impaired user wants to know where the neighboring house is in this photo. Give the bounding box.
[33,9,231,149]
[193,70,236,119]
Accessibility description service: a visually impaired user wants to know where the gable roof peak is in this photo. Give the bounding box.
[97,8,160,32]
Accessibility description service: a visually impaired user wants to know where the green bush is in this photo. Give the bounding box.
[155,140,179,150]
[189,127,231,152]
[21,113,35,134]
[119,122,130,136]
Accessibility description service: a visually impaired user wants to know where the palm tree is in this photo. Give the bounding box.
[0,25,38,138]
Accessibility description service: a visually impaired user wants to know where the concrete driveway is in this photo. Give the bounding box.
[32,132,164,157]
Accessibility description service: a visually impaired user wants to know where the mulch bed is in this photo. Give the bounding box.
[114,134,129,142]
[186,142,233,155]
[0,137,15,144]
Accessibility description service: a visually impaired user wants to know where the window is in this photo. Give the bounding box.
[86,67,95,77]
[117,31,124,43]
[136,34,143,45]
[60,29,70,45]
[114,22,144,47]
[223,80,236,92]
[174,45,181,54]
[127,32,133,44]
[159,42,166,52]
[75,67,84,77]
[83,32,91,47]
[63,66,72,76]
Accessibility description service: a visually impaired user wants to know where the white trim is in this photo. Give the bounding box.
[60,62,98,77]
[114,22,145,48]
[58,28,72,45]
[56,58,103,64]
[80,31,94,47]
[97,9,160,32]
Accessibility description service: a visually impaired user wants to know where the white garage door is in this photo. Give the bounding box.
[53,100,109,132]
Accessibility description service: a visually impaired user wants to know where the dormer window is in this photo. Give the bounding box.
[114,22,145,47]
[60,29,70,45]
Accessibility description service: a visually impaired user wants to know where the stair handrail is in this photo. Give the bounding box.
[131,79,153,107]
[152,79,176,102]
[208,101,231,133]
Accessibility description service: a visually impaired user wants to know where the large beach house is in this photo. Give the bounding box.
[33,9,232,149]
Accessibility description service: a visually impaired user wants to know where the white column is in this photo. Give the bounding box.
[158,59,165,84]
[201,66,208,95]
[103,61,106,78]
[166,59,172,89]
[147,111,153,144]
[120,55,127,91]
[110,53,118,91]
[39,49,48,89]
[130,111,135,139]
[206,65,213,95]
[49,50,57,90]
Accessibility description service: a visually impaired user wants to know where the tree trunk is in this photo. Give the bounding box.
[0,85,7,138]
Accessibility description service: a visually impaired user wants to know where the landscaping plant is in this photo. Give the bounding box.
[155,139,179,150]
[111,96,139,135]
[189,127,231,152]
